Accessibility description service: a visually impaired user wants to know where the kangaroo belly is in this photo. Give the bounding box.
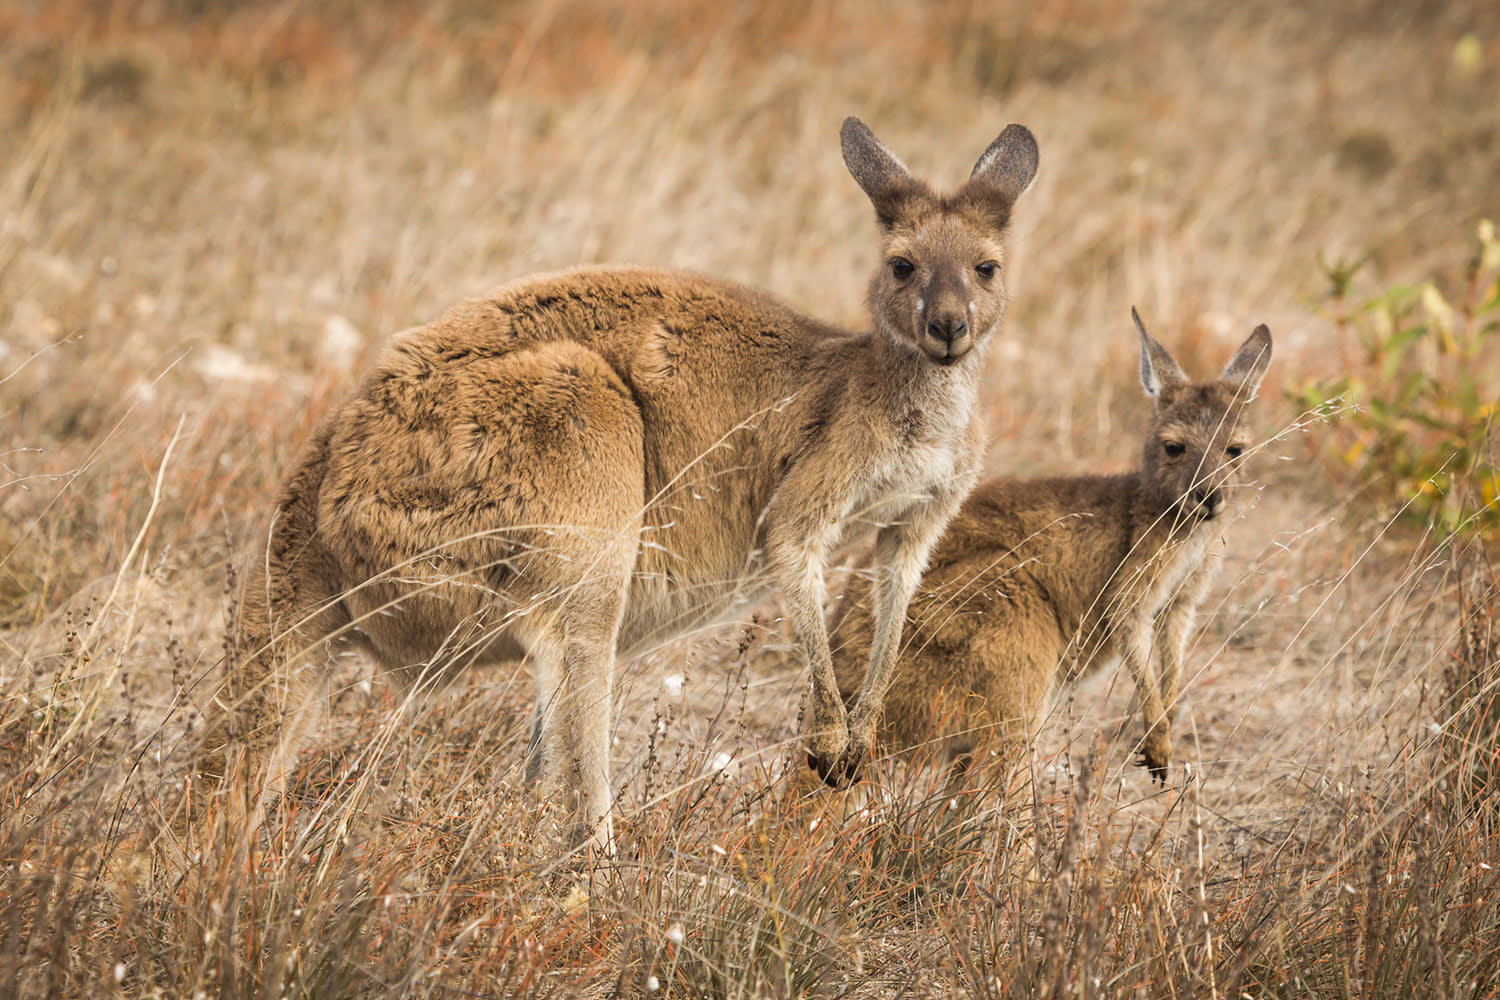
[617,485,775,654]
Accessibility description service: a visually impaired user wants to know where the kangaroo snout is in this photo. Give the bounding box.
[1192,484,1225,518]
[922,314,973,363]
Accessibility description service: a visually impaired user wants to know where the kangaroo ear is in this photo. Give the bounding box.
[1220,324,1273,398]
[841,117,917,226]
[969,124,1039,203]
[1134,307,1188,399]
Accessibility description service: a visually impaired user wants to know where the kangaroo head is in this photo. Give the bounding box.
[842,118,1038,366]
[1134,308,1273,524]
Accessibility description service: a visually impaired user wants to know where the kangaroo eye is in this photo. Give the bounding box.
[890,257,914,279]
[1163,441,1185,458]
[975,261,998,279]
[1226,445,1244,459]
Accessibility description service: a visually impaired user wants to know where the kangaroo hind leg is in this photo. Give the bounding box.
[485,344,645,856]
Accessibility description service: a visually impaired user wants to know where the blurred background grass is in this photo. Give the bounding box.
[2,3,1499,994]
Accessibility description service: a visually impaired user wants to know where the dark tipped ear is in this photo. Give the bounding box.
[1220,324,1273,398]
[1134,307,1187,399]
[841,117,916,226]
[969,124,1039,203]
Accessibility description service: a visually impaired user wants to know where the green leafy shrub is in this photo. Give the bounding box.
[1294,220,1500,541]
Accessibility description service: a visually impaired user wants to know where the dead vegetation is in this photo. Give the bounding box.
[3,0,1499,995]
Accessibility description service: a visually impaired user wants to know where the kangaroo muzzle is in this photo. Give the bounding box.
[923,314,972,364]
[919,266,976,364]
[1191,484,1225,519]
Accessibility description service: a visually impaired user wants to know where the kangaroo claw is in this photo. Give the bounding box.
[807,748,863,789]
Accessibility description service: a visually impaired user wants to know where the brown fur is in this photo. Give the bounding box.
[832,313,1272,781]
[203,118,1039,851]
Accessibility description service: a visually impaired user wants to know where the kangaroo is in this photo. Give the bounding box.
[832,311,1272,781]
[202,118,1039,852]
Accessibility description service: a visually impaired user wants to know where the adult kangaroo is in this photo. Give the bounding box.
[206,117,1039,852]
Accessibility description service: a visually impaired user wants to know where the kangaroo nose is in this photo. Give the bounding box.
[927,317,968,344]
[1193,486,1223,516]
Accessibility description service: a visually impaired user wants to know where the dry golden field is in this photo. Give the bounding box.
[3,1,1500,996]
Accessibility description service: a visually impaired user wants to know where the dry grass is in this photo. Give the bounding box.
[3,0,1500,995]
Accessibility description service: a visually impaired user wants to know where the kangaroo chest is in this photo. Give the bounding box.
[841,433,967,539]
[847,376,978,513]
[1152,529,1215,608]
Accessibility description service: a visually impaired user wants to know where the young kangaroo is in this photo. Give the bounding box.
[204,118,1039,852]
[832,310,1272,781]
